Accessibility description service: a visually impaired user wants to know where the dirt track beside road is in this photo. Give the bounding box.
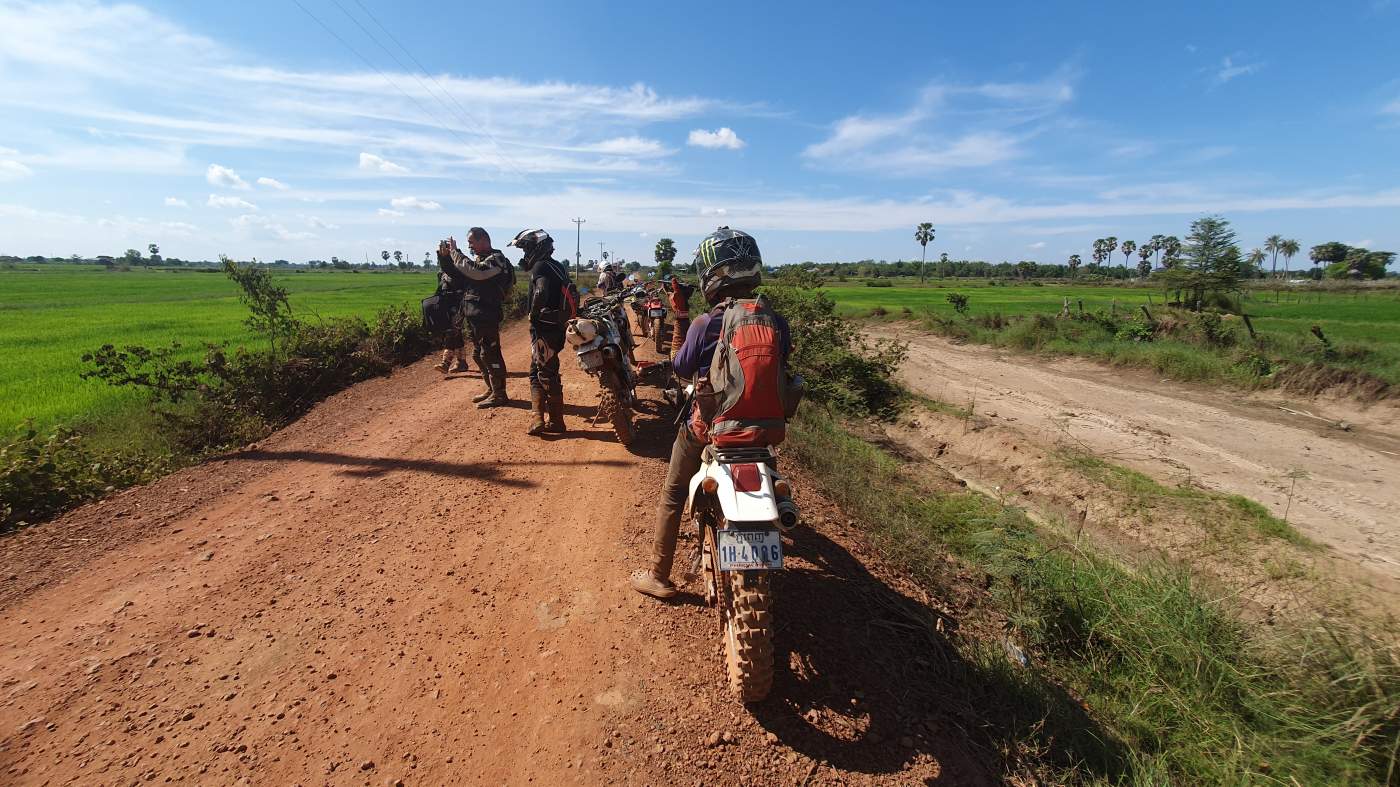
[874,327,1400,593]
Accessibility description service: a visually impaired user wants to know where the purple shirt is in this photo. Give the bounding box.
[672,306,791,381]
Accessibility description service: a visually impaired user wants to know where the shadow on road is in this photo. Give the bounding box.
[749,524,1130,783]
[233,449,628,483]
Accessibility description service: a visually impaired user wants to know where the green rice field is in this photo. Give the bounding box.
[1,265,437,432]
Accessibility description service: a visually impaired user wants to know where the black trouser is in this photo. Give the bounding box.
[466,318,505,377]
[529,324,564,392]
[443,309,466,350]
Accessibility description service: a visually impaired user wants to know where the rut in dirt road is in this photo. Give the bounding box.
[1,321,1002,785]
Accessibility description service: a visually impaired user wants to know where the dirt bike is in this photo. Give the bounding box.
[565,292,639,445]
[686,431,799,703]
[643,287,669,356]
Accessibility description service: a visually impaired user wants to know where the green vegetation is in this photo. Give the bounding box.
[1,262,436,532]
[788,406,1400,784]
[0,264,436,432]
[819,278,1400,395]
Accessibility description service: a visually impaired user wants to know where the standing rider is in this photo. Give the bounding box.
[596,262,620,294]
[437,228,514,408]
[630,228,791,599]
[508,229,576,436]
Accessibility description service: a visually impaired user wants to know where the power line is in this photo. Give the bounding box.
[288,0,524,186]
[344,0,535,188]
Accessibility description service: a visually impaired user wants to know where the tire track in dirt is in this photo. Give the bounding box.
[1,321,995,785]
[874,327,1400,588]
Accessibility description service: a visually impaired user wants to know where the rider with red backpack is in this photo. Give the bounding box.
[509,229,578,436]
[631,228,792,600]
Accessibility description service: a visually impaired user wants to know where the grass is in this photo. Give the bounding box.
[822,279,1400,393]
[0,265,437,434]
[1057,449,1314,548]
[787,405,1400,784]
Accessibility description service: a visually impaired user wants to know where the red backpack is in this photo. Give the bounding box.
[696,296,790,447]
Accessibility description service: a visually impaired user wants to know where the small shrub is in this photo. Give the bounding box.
[864,280,893,288]
[1115,321,1156,343]
[1,425,169,532]
[972,311,1008,330]
[1193,312,1235,347]
[869,305,889,317]
[946,292,970,316]
[1235,352,1272,378]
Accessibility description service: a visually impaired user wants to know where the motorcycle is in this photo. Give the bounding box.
[643,286,669,356]
[565,292,640,445]
[686,431,800,703]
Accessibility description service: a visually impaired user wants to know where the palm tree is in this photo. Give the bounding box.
[1104,237,1118,268]
[1137,244,1152,278]
[380,250,390,265]
[1068,253,1082,278]
[1149,234,1166,266]
[1280,239,1300,279]
[393,250,403,265]
[1091,239,1108,268]
[938,251,950,279]
[1120,240,1136,268]
[914,222,935,283]
[1247,248,1266,278]
[1264,234,1283,279]
[1161,236,1182,268]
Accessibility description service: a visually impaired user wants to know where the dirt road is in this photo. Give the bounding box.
[877,328,1400,588]
[1,322,990,786]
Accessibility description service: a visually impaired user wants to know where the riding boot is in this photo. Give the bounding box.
[433,349,452,373]
[545,380,566,433]
[470,367,493,403]
[477,368,509,409]
[527,386,547,435]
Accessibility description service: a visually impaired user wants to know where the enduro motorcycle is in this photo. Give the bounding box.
[565,292,639,445]
[643,286,669,355]
[685,431,800,703]
[627,286,650,339]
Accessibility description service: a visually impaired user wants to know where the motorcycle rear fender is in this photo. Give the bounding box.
[688,458,780,524]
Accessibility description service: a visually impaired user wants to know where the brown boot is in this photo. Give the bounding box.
[432,349,452,373]
[545,380,566,433]
[449,350,469,373]
[470,370,493,403]
[527,386,547,435]
[476,369,509,409]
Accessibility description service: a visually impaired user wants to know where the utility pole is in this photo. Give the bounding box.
[571,217,585,277]
[598,242,607,268]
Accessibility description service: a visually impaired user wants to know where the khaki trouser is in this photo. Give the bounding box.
[651,425,707,579]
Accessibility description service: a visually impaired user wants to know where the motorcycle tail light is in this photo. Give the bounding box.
[773,479,792,498]
[701,477,719,494]
[731,463,762,493]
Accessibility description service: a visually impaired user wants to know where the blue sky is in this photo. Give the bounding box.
[1,0,1398,269]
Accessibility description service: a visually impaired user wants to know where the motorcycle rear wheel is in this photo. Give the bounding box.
[598,385,634,446]
[653,319,668,355]
[723,570,774,703]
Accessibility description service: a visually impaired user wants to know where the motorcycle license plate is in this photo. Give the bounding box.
[717,529,782,571]
[576,348,604,371]
[648,308,665,317]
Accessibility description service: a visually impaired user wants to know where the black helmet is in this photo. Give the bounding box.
[508,228,554,268]
[694,226,761,304]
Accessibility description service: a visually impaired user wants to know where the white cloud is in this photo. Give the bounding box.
[1381,97,1400,116]
[0,160,34,180]
[164,197,189,208]
[389,196,442,211]
[803,72,1075,175]
[377,208,406,217]
[231,213,315,241]
[206,163,249,189]
[160,221,198,235]
[256,176,289,190]
[700,206,728,217]
[1213,55,1264,85]
[687,127,745,150]
[1028,241,1047,249]
[359,153,409,174]
[207,194,258,211]
[1347,239,1375,248]
[306,216,340,230]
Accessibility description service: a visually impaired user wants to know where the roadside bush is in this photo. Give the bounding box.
[760,278,906,418]
[869,305,889,317]
[1,425,170,532]
[863,280,893,288]
[946,292,969,315]
[972,311,1008,330]
[1192,311,1236,347]
[1115,320,1156,343]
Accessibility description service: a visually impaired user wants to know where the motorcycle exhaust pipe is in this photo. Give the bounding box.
[776,499,801,533]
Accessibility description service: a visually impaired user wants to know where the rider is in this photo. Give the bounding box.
[596,262,620,294]
[438,229,514,408]
[508,229,575,436]
[630,228,791,600]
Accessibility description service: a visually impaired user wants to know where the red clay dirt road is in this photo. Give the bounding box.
[0,322,1000,786]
